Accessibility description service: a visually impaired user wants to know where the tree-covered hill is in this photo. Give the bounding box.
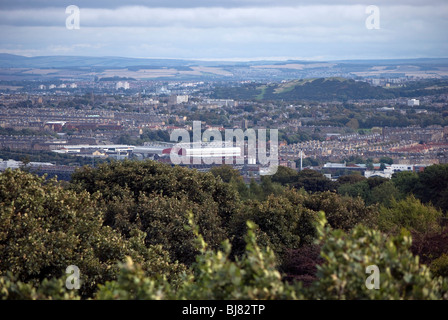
[211,78,448,101]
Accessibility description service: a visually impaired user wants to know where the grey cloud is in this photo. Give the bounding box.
[1,0,447,10]
[2,4,447,28]
[0,1,446,60]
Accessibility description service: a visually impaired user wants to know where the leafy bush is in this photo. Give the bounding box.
[95,219,302,300]
[0,272,80,300]
[136,193,227,265]
[97,212,448,300]
[229,191,316,261]
[2,162,448,301]
[308,212,448,300]
[431,254,448,278]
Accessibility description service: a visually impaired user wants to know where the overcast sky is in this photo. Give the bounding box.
[0,0,447,61]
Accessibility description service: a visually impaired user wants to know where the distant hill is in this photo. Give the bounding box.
[211,78,393,101]
[271,78,392,100]
[0,53,198,68]
[210,77,448,101]
[1,53,448,81]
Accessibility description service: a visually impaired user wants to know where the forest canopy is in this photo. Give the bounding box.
[1,160,447,300]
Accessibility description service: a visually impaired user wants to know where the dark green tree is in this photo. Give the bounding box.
[0,169,185,298]
[414,164,448,213]
[293,169,337,193]
[271,165,299,186]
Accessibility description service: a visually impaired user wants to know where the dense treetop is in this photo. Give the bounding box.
[1,161,448,300]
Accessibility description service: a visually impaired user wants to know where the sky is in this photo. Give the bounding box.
[0,0,447,61]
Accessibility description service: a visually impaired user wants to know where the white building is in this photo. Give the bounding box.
[365,164,425,179]
[169,95,189,104]
[204,99,237,107]
[116,81,130,90]
[186,146,241,158]
[323,163,346,168]
[408,99,420,106]
[143,99,159,105]
[0,159,54,171]
[53,145,134,158]
[364,170,392,179]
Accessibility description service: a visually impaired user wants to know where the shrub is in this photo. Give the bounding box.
[95,219,302,300]
[308,212,448,300]
[431,254,448,278]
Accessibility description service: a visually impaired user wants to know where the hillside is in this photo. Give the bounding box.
[1,54,448,81]
[211,77,448,101]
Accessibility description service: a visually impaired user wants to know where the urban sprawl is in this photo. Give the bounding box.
[1,78,447,181]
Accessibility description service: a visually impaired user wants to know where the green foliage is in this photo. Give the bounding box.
[211,78,397,101]
[95,221,302,300]
[259,176,285,198]
[345,118,359,130]
[2,159,448,301]
[278,130,316,144]
[115,129,171,146]
[301,191,378,231]
[0,272,80,300]
[379,157,393,165]
[0,127,56,137]
[70,160,239,264]
[136,193,227,265]
[369,180,401,207]
[210,165,244,184]
[209,164,254,201]
[0,148,107,167]
[244,178,261,200]
[390,165,448,213]
[94,257,168,300]
[338,179,370,199]
[3,199,448,300]
[271,166,299,186]
[414,164,448,213]
[243,176,286,201]
[391,171,419,196]
[94,213,448,300]
[430,254,448,278]
[297,169,329,191]
[71,159,239,224]
[294,169,337,193]
[231,193,315,261]
[308,212,448,300]
[338,177,400,207]
[337,174,366,186]
[231,189,378,261]
[0,169,185,298]
[377,195,443,236]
